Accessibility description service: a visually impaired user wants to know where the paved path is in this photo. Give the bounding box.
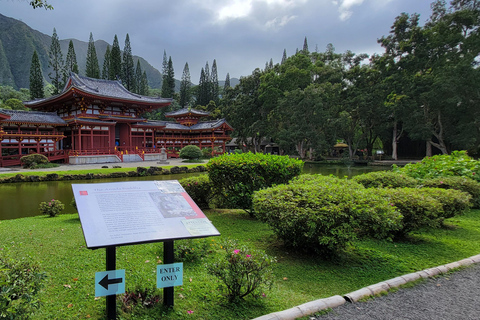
[315,263,480,320]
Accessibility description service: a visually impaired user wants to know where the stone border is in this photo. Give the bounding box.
[0,165,207,184]
[252,253,480,320]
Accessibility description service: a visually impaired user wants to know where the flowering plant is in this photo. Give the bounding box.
[207,239,276,301]
[39,199,65,217]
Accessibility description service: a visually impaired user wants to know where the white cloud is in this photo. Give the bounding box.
[265,15,297,30]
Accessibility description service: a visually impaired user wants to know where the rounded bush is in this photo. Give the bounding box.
[253,174,402,254]
[179,174,212,209]
[352,171,418,188]
[207,152,304,215]
[20,154,49,169]
[418,188,472,220]
[420,176,480,208]
[179,145,203,160]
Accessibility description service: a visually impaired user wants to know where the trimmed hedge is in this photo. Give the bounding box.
[352,171,418,189]
[420,176,480,208]
[179,145,203,160]
[20,154,49,169]
[207,153,303,216]
[253,175,402,254]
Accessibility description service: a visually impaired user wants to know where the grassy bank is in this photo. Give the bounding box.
[1,209,480,319]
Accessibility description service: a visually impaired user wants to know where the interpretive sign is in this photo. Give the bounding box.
[157,263,183,289]
[72,180,220,249]
[95,270,125,297]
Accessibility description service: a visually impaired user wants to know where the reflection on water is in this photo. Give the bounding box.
[0,164,390,220]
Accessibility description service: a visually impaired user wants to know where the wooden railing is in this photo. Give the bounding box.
[0,150,68,167]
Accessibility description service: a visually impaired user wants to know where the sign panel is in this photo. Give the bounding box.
[95,269,125,297]
[157,263,183,288]
[72,180,220,249]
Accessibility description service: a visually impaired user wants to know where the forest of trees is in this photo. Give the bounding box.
[219,0,480,159]
[3,0,478,160]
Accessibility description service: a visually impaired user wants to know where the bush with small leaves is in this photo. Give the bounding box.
[207,239,276,302]
[253,175,402,254]
[20,154,49,169]
[179,175,213,209]
[420,176,480,208]
[174,238,212,262]
[39,199,65,217]
[419,188,472,220]
[0,255,46,319]
[352,171,418,188]
[179,145,203,160]
[207,152,303,216]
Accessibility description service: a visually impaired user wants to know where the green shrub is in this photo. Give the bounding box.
[179,175,212,209]
[20,154,49,169]
[394,150,480,182]
[0,255,46,319]
[420,176,480,208]
[253,175,402,254]
[179,145,203,160]
[38,199,65,217]
[418,188,472,220]
[207,153,304,216]
[174,238,212,262]
[375,188,444,236]
[352,171,418,188]
[207,239,276,302]
[201,147,213,159]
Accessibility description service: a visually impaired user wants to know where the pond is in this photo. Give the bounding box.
[0,163,389,220]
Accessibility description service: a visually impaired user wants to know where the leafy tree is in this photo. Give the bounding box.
[29,0,53,9]
[85,32,100,78]
[29,50,44,99]
[48,28,64,94]
[122,34,135,91]
[1,98,27,110]
[102,45,111,79]
[64,40,79,79]
[109,35,122,80]
[179,62,192,107]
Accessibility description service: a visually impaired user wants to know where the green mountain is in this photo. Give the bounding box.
[0,13,163,90]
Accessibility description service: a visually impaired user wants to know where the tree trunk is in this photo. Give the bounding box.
[392,121,403,160]
[426,140,432,157]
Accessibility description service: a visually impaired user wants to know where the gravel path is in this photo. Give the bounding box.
[314,263,480,320]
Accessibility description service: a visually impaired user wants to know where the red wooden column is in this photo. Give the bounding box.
[90,126,94,151]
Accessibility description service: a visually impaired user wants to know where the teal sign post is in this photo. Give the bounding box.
[157,263,183,289]
[95,269,125,297]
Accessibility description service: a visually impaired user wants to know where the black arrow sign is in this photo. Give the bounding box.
[99,274,123,290]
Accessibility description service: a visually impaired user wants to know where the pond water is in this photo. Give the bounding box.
[0,163,388,220]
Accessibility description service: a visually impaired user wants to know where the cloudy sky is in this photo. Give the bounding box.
[2,0,433,84]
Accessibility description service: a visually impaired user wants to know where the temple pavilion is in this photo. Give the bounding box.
[0,73,233,166]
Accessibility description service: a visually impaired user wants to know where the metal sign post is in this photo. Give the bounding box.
[163,240,175,307]
[106,246,116,320]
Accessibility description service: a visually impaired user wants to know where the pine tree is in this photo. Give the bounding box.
[65,40,78,80]
[85,32,100,78]
[122,34,135,91]
[135,59,143,94]
[102,45,111,79]
[29,50,44,99]
[48,28,65,94]
[161,56,175,98]
[302,36,309,54]
[211,59,219,104]
[281,49,287,64]
[109,35,122,80]
[197,67,207,106]
[224,72,230,91]
[179,62,191,107]
[140,71,149,96]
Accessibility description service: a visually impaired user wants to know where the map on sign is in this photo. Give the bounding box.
[72,180,220,249]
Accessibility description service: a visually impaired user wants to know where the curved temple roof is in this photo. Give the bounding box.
[0,108,66,125]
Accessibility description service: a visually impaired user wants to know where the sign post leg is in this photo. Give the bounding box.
[163,241,174,307]
[106,246,116,320]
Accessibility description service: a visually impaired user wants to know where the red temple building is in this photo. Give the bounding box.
[0,73,233,167]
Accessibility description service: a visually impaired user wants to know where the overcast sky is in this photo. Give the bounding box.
[2,0,433,84]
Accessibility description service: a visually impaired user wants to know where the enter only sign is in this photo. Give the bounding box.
[157,263,183,288]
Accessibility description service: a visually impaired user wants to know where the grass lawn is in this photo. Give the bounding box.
[1,208,480,319]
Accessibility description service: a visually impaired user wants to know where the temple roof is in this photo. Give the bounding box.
[24,73,172,108]
[190,119,231,130]
[0,109,66,125]
[165,108,210,117]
